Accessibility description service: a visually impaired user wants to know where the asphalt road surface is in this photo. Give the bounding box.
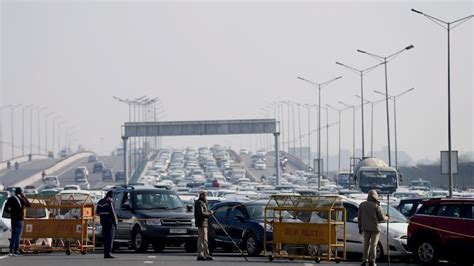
[0,250,421,266]
[0,158,58,187]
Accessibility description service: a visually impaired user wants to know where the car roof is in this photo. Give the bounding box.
[422,197,474,204]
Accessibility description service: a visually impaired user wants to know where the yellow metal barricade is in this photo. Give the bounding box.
[20,194,96,255]
[264,195,346,263]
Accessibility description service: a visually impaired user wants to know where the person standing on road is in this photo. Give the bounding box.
[194,191,214,261]
[96,190,118,259]
[358,189,389,266]
[5,187,31,256]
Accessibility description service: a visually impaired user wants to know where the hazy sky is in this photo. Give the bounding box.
[1,0,473,164]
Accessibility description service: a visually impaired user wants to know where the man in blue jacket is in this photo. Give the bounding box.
[96,190,118,259]
[5,188,31,256]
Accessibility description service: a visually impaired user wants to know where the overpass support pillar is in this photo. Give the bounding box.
[121,135,129,185]
[273,132,280,186]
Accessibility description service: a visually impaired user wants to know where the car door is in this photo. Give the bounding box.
[209,204,231,244]
[342,202,363,253]
[226,205,247,245]
[114,191,133,240]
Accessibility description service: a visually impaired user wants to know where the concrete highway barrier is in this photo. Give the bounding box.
[13,152,94,188]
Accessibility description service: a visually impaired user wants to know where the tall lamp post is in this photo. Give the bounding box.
[0,105,12,161]
[336,61,382,158]
[298,76,341,189]
[375,88,415,169]
[21,105,33,156]
[411,9,473,197]
[355,95,385,157]
[326,104,343,174]
[307,103,332,183]
[338,101,356,172]
[10,104,22,159]
[44,112,54,154]
[357,44,414,166]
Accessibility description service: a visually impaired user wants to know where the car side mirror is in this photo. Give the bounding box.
[352,217,358,223]
[187,205,193,212]
[121,203,131,210]
[235,215,245,222]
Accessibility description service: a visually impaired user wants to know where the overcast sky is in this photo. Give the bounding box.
[1,0,473,165]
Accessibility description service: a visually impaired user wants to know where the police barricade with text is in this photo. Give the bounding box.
[20,194,96,255]
[264,195,346,263]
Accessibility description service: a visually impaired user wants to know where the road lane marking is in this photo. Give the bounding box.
[0,254,9,260]
[144,261,153,264]
[147,256,156,258]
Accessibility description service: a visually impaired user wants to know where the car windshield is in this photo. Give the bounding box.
[246,204,294,220]
[381,204,407,223]
[133,191,184,210]
[359,171,397,187]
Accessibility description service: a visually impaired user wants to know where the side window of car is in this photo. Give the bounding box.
[418,204,438,216]
[400,203,414,217]
[437,204,461,218]
[460,204,474,219]
[229,206,244,219]
[343,203,358,222]
[213,205,229,219]
[114,192,123,206]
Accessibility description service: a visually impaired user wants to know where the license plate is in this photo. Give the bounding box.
[169,228,187,234]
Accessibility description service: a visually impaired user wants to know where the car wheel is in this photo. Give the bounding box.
[132,228,148,253]
[375,243,384,261]
[184,241,197,253]
[244,233,261,257]
[415,240,438,264]
[152,243,164,253]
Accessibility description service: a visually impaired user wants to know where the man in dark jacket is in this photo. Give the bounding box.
[358,190,388,266]
[96,190,118,259]
[194,191,213,261]
[5,187,31,256]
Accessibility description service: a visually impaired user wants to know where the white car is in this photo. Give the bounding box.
[43,176,60,188]
[76,179,90,190]
[63,185,81,191]
[309,198,410,260]
[254,160,266,170]
[0,199,53,251]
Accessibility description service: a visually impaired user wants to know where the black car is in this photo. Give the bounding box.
[88,155,98,163]
[112,185,198,253]
[115,170,126,182]
[102,168,114,181]
[93,162,105,173]
[396,198,426,218]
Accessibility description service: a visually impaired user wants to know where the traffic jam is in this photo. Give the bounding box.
[1,146,472,265]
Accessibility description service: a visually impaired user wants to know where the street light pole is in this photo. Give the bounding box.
[375,88,415,170]
[327,104,342,174]
[11,104,22,159]
[298,76,342,190]
[339,101,356,171]
[21,105,33,156]
[44,112,54,154]
[411,9,473,197]
[336,61,382,158]
[0,105,12,161]
[357,44,414,166]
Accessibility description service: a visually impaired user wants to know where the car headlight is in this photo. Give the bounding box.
[146,219,162,226]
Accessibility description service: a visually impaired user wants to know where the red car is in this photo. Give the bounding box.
[407,198,474,264]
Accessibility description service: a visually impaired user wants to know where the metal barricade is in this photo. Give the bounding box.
[264,195,346,263]
[20,194,96,255]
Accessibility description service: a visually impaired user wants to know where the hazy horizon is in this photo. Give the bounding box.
[1,0,473,165]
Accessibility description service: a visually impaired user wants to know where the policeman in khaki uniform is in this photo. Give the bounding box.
[194,191,214,261]
[358,190,388,266]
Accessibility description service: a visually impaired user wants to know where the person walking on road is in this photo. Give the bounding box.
[194,191,214,261]
[5,187,31,256]
[96,190,118,259]
[358,190,389,266]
